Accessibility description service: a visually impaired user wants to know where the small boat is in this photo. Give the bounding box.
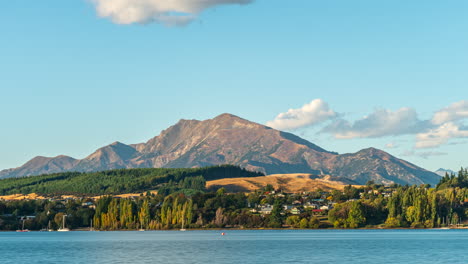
[180,218,186,232]
[57,215,70,232]
[48,220,54,232]
[16,219,30,232]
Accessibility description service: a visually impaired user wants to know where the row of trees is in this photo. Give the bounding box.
[328,186,468,228]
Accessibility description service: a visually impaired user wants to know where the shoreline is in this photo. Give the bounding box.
[3,226,468,232]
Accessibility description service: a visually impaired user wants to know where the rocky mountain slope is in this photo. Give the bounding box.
[0,114,441,185]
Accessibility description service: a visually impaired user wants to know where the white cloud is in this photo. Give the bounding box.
[432,100,468,125]
[415,122,468,149]
[268,99,468,150]
[400,150,448,159]
[266,99,337,131]
[323,107,429,139]
[91,0,253,26]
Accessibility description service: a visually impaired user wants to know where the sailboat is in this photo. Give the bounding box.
[48,220,54,232]
[16,218,30,232]
[57,215,70,232]
[180,218,186,232]
[90,219,95,231]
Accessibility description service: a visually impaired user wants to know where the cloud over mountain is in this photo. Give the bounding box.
[323,107,429,139]
[432,100,468,125]
[413,101,468,149]
[415,122,468,149]
[400,150,448,159]
[91,0,253,26]
[268,99,468,150]
[266,99,337,131]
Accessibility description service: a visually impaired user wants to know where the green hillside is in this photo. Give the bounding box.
[0,165,263,196]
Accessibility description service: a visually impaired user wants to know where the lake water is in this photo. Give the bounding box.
[0,230,467,263]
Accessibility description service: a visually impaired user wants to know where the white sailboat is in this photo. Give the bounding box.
[90,219,94,231]
[16,218,30,232]
[180,217,186,232]
[58,215,70,232]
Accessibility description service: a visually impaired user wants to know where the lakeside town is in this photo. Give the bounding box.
[2,169,468,231]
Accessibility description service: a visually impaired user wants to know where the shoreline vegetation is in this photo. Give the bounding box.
[1,166,468,231]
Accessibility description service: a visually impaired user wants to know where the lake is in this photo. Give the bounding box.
[0,230,466,263]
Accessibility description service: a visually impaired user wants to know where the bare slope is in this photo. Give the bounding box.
[207,174,360,193]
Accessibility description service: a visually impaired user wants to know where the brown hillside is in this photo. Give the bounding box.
[207,174,361,193]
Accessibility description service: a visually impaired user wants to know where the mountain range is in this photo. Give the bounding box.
[0,113,441,185]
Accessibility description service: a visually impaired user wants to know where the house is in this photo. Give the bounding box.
[283,205,293,211]
[259,205,274,215]
[304,202,318,209]
[312,209,324,214]
[18,216,36,220]
[383,192,393,198]
[291,207,302,215]
[320,205,331,210]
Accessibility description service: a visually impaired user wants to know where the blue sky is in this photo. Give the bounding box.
[1,0,467,172]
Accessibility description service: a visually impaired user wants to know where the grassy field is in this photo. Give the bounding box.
[207,173,361,193]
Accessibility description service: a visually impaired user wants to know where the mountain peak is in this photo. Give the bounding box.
[214,113,241,120]
[357,147,389,157]
[360,147,381,153]
[55,155,74,159]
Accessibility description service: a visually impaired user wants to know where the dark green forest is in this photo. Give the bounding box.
[0,165,263,196]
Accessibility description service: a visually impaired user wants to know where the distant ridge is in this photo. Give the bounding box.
[435,168,456,177]
[0,113,441,185]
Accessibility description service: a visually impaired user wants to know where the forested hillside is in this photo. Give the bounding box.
[0,165,263,196]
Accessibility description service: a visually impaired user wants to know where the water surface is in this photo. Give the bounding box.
[0,230,466,263]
